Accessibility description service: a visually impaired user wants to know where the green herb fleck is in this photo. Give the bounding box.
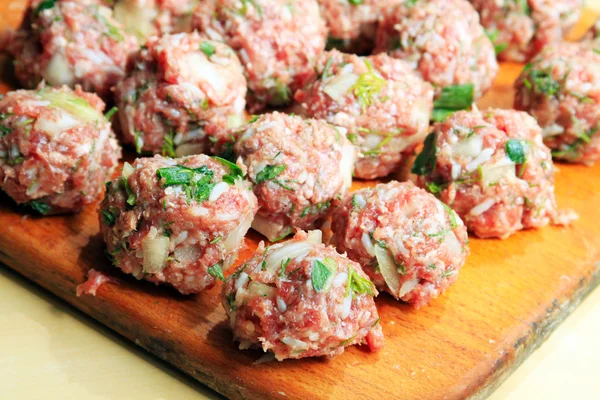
[352,60,386,110]
[411,132,438,176]
[34,0,56,16]
[312,259,333,292]
[432,84,474,122]
[200,41,216,57]
[28,200,51,215]
[208,262,225,282]
[505,139,527,164]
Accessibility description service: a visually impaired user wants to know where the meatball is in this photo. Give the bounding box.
[192,0,327,111]
[295,50,434,179]
[318,0,385,53]
[113,0,197,43]
[114,32,247,156]
[0,86,121,214]
[514,42,600,165]
[374,0,498,100]
[99,155,258,294]
[412,108,575,239]
[470,0,583,62]
[331,181,468,308]
[5,0,138,99]
[234,112,356,242]
[222,230,384,360]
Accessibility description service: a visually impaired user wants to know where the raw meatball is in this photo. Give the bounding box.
[374,0,498,100]
[295,50,434,179]
[5,0,138,99]
[331,181,468,308]
[234,112,356,242]
[318,0,385,53]
[114,32,247,156]
[113,0,198,43]
[0,85,121,214]
[222,230,384,360]
[99,154,258,294]
[192,0,327,111]
[514,43,600,165]
[412,108,575,239]
[470,0,583,62]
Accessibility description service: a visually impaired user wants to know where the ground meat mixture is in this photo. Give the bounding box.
[192,0,327,111]
[113,0,198,43]
[331,181,468,308]
[5,0,138,99]
[295,50,434,179]
[234,112,356,242]
[413,108,576,239]
[374,0,498,100]
[99,154,258,294]
[0,85,121,214]
[222,230,384,360]
[470,0,583,62]
[514,42,600,165]
[114,32,247,156]
[318,0,387,53]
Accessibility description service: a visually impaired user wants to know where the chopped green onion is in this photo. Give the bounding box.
[104,106,118,121]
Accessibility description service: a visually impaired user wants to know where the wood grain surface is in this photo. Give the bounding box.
[1,3,599,399]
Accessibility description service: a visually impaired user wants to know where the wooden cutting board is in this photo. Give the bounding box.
[1,3,599,399]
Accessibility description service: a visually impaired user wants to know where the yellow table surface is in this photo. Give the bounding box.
[1,2,600,399]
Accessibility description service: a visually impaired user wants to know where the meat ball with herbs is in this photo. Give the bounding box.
[5,0,138,99]
[192,0,327,111]
[514,42,600,165]
[295,50,434,179]
[0,86,121,215]
[470,0,583,62]
[234,112,356,242]
[99,155,258,294]
[374,0,498,100]
[113,0,198,43]
[331,181,469,308]
[114,32,247,157]
[223,230,384,360]
[412,108,575,239]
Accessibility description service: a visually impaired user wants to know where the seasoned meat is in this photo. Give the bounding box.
[234,112,356,242]
[295,50,433,179]
[332,181,469,308]
[412,108,576,239]
[374,0,498,100]
[192,0,327,111]
[0,85,121,214]
[514,42,600,165]
[99,155,258,294]
[5,0,138,99]
[114,32,247,156]
[223,230,384,360]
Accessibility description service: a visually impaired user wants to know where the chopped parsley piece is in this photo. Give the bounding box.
[210,236,223,244]
[157,165,214,203]
[522,66,560,97]
[269,80,292,106]
[208,262,225,282]
[119,177,137,207]
[248,114,260,123]
[369,231,386,249]
[260,260,267,271]
[28,200,51,215]
[213,156,243,184]
[352,60,386,110]
[425,181,446,194]
[102,207,118,226]
[200,41,216,57]
[300,200,331,217]
[441,202,458,229]
[346,267,375,297]
[227,293,236,311]
[280,258,291,278]
[351,194,360,210]
[134,130,143,154]
[322,57,334,79]
[348,0,363,5]
[161,130,176,158]
[0,125,13,136]
[34,0,56,16]
[312,258,333,292]
[272,227,293,242]
[104,106,118,121]
[239,0,263,17]
[505,139,527,164]
[363,134,392,156]
[256,164,286,184]
[485,28,508,55]
[411,132,438,176]
[432,84,474,122]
